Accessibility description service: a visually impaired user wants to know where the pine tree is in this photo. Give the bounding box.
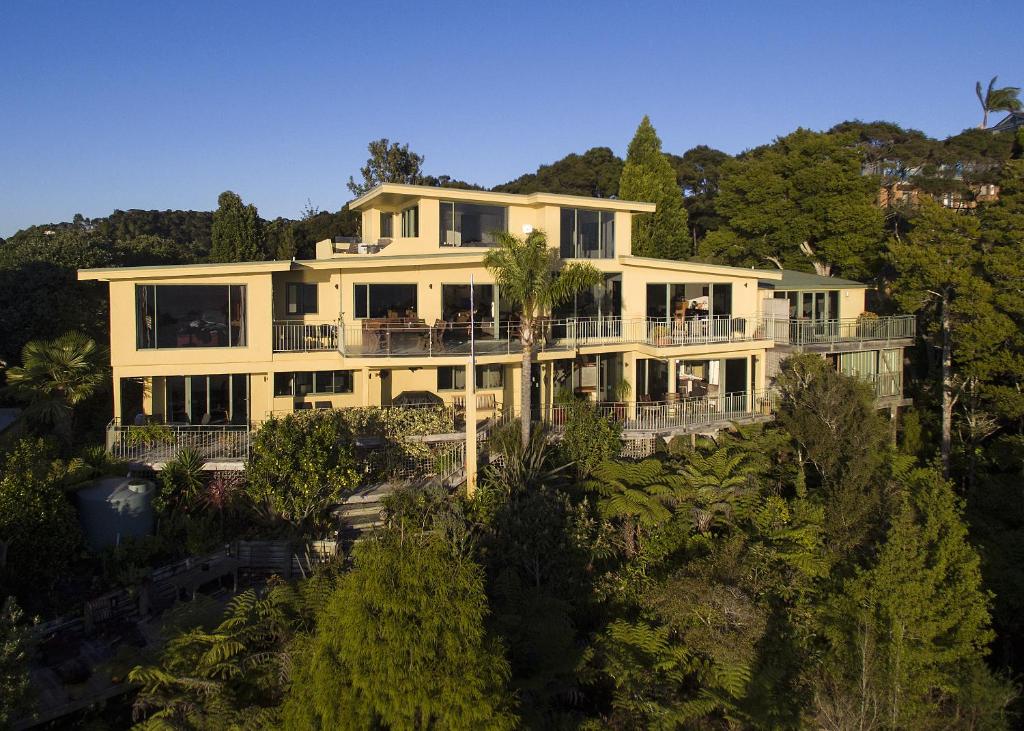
[816,467,1010,728]
[210,190,264,262]
[619,116,689,260]
[283,531,517,730]
[979,140,1024,421]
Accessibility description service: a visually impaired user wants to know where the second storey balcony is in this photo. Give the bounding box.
[763,315,916,349]
[272,316,771,357]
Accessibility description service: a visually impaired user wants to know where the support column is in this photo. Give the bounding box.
[668,359,678,397]
[465,364,478,497]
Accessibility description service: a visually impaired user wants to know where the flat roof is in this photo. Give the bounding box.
[758,270,869,290]
[78,260,292,281]
[348,183,657,213]
[621,255,782,280]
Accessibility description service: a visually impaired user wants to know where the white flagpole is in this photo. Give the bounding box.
[465,275,478,496]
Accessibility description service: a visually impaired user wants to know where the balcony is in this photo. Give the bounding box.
[764,315,916,347]
[273,320,340,352]
[326,316,767,357]
[539,390,778,435]
[106,421,251,467]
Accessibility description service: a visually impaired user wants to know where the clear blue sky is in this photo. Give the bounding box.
[1,0,1021,237]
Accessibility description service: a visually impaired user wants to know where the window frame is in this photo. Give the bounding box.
[379,211,393,238]
[352,283,418,320]
[135,283,247,350]
[401,205,419,237]
[438,200,508,247]
[437,365,504,391]
[285,282,318,316]
[274,370,355,397]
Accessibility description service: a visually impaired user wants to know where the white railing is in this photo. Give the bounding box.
[106,420,251,463]
[538,390,778,434]
[273,320,339,352]
[764,315,916,346]
[337,315,766,357]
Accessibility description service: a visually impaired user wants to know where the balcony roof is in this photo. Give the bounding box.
[758,269,869,291]
[347,183,657,213]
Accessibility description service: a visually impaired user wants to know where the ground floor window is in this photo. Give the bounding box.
[161,374,249,425]
[274,370,355,397]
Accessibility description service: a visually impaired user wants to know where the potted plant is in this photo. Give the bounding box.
[609,379,632,420]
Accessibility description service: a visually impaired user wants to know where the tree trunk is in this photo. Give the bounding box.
[941,294,953,479]
[520,334,533,448]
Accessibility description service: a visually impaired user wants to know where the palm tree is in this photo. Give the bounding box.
[4,331,108,443]
[976,76,1022,129]
[484,230,601,446]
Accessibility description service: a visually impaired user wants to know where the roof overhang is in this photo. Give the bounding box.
[619,255,782,280]
[348,183,656,213]
[77,260,293,281]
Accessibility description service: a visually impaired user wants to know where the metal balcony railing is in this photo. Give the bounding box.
[333,315,767,357]
[538,390,778,434]
[763,315,916,346]
[106,420,251,464]
[273,320,340,352]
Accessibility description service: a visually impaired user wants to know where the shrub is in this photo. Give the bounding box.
[245,411,360,532]
[0,439,82,598]
[558,399,623,478]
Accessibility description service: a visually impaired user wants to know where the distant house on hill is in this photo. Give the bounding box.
[990,111,1024,134]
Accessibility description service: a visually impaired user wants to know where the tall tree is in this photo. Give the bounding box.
[494,147,624,198]
[619,116,689,260]
[816,467,1010,728]
[210,191,264,262]
[888,200,989,477]
[978,139,1024,421]
[483,230,601,446]
[775,354,891,558]
[702,129,886,279]
[975,76,1022,129]
[284,530,517,730]
[669,145,731,248]
[347,138,425,196]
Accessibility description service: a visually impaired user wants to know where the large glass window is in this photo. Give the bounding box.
[777,289,839,321]
[274,370,354,397]
[437,365,504,390]
[401,205,419,237]
[560,208,615,258]
[286,282,318,315]
[380,211,393,238]
[163,374,248,424]
[136,284,246,349]
[646,283,731,320]
[439,201,507,246]
[353,284,418,319]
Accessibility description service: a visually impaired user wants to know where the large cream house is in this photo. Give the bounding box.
[79,184,914,467]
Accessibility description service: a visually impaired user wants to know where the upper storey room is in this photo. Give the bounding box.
[314,184,656,260]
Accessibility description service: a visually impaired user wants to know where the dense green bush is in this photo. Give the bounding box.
[245,411,360,532]
[0,439,82,599]
[557,399,622,478]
